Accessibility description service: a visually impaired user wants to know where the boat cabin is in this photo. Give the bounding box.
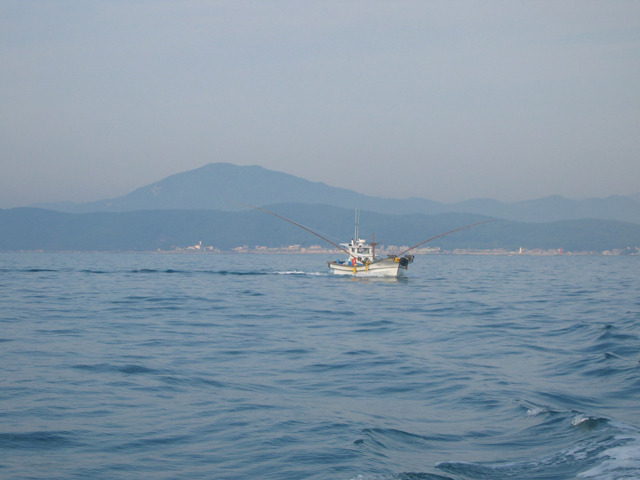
[338,238,376,265]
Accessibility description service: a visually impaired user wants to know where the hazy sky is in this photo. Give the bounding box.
[1,1,639,208]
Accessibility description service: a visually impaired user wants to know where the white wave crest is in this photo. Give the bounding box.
[578,433,640,479]
[527,407,547,416]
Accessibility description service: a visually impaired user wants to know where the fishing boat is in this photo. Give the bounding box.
[326,237,413,277]
[327,209,414,277]
[240,203,492,277]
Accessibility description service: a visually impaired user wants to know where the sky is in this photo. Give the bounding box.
[1,1,639,208]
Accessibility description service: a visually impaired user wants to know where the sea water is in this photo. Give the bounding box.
[1,253,639,480]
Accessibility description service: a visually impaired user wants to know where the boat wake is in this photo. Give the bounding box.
[128,269,331,276]
[274,270,330,276]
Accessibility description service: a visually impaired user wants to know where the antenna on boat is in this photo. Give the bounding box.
[354,208,360,241]
[395,220,496,257]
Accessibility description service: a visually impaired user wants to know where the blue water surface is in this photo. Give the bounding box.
[1,253,639,480]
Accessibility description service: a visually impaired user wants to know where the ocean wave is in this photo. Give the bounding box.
[434,419,639,480]
[351,474,454,480]
[578,428,640,479]
[0,431,80,450]
[130,268,188,273]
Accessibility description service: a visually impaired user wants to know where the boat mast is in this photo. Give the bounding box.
[354,208,360,241]
[371,233,378,260]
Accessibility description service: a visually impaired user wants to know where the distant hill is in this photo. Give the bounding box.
[32,163,442,216]
[31,163,640,224]
[447,194,640,224]
[3,205,640,253]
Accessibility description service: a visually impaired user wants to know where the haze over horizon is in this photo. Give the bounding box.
[2,1,639,209]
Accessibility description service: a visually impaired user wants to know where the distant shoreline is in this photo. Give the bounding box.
[2,250,637,256]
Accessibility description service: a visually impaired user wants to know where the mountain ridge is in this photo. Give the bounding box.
[31,163,640,224]
[3,204,640,253]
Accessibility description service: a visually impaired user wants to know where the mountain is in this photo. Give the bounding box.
[31,163,640,224]
[448,194,640,223]
[32,163,443,216]
[3,205,640,253]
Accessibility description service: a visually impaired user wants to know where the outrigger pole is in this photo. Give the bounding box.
[395,220,496,257]
[238,202,494,258]
[236,203,351,256]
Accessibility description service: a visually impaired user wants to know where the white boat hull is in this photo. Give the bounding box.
[328,259,408,277]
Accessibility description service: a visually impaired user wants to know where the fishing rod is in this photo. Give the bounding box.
[236,203,351,256]
[238,202,494,258]
[395,220,496,257]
